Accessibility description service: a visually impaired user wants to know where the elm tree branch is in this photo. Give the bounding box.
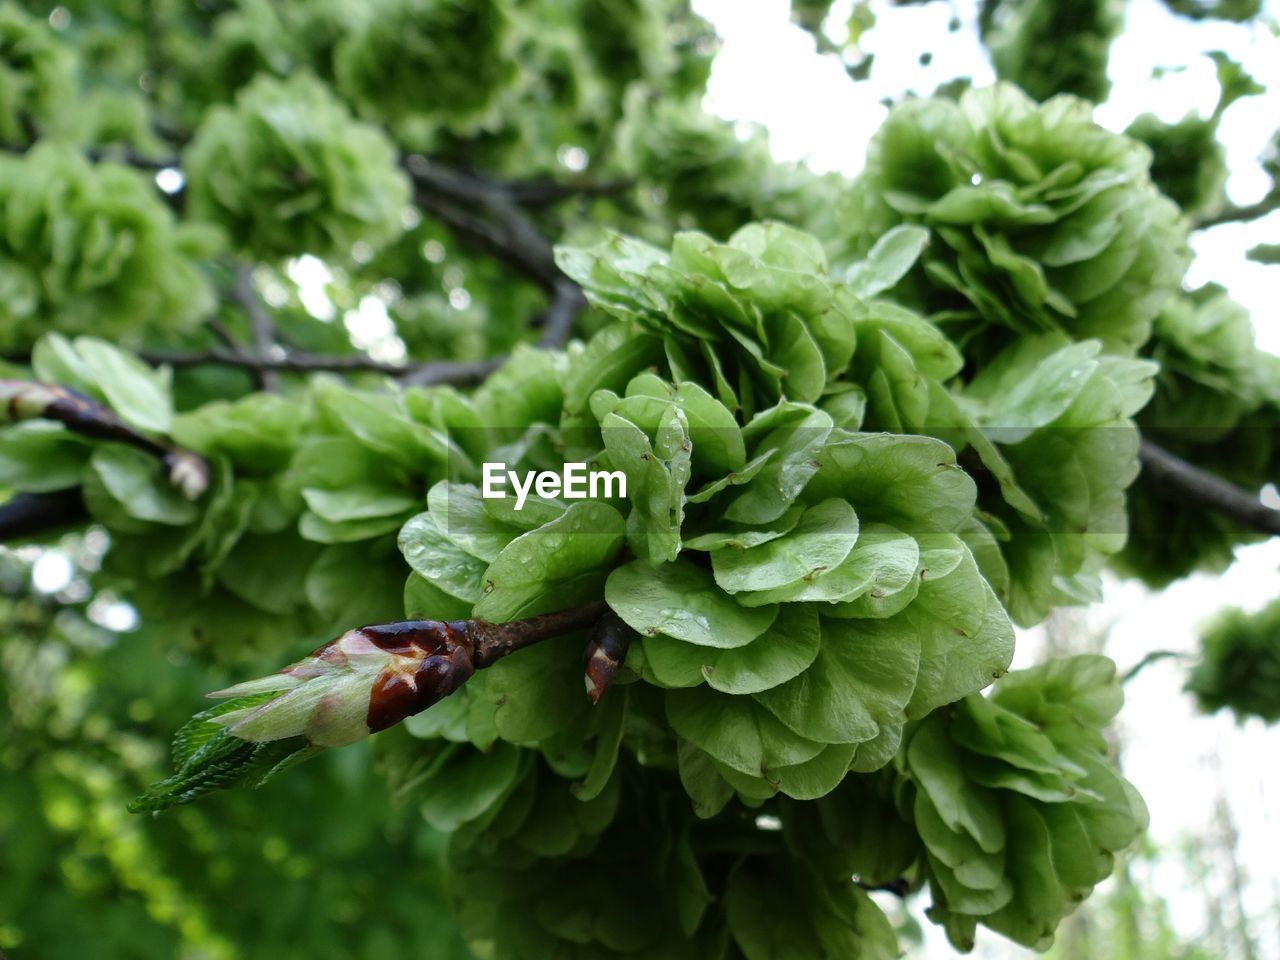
[538,279,589,349]
[138,346,504,386]
[1122,649,1193,684]
[0,379,210,499]
[405,157,562,289]
[0,490,88,542]
[1193,191,1280,229]
[1139,439,1280,536]
[232,264,281,392]
[504,175,634,207]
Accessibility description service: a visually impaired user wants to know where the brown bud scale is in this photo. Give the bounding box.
[360,620,476,732]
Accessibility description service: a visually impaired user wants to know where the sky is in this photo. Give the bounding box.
[690,0,1280,956]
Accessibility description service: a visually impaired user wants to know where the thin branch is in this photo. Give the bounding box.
[1123,649,1193,684]
[468,600,609,668]
[405,157,563,290]
[136,345,503,387]
[504,175,634,207]
[205,314,242,351]
[0,489,88,542]
[0,380,210,499]
[232,264,281,392]
[1139,439,1280,536]
[1194,192,1280,230]
[398,356,506,388]
[538,278,588,349]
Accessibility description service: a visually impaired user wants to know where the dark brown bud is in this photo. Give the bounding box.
[362,620,476,732]
[584,610,633,705]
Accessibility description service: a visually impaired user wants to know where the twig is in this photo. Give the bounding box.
[538,279,588,349]
[397,356,506,388]
[405,157,563,290]
[0,490,87,542]
[205,314,242,351]
[232,264,281,392]
[1194,193,1280,230]
[134,345,504,387]
[504,176,634,207]
[469,600,609,667]
[1123,649,1193,683]
[1139,439,1280,535]
[0,380,210,499]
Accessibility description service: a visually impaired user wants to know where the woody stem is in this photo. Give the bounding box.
[468,600,609,668]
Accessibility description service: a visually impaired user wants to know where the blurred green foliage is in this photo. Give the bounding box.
[1188,596,1280,722]
[0,546,470,959]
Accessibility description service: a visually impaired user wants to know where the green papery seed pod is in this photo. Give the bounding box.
[184,72,410,261]
[842,83,1188,358]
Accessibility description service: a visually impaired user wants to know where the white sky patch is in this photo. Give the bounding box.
[87,596,139,633]
[31,550,73,595]
[286,254,337,321]
[343,295,407,364]
[154,168,184,194]
[696,0,882,174]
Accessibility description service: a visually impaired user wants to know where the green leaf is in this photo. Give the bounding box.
[90,445,199,525]
[624,372,746,475]
[301,485,420,523]
[725,404,833,524]
[304,541,406,629]
[844,224,930,299]
[217,531,321,615]
[398,510,490,603]
[906,550,1015,719]
[682,504,804,552]
[473,501,625,621]
[574,687,628,801]
[426,481,522,563]
[908,720,1005,854]
[772,742,859,800]
[314,378,445,470]
[726,863,824,959]
[132,695,312,813]
[753,615,919,745]
[642,605,821,694]
[666,687,825,777]
[562,322,664,415]
[0,422,90,492]
[677,739,734,819]
[607,558,778,649]
[712,498,859,594]
[601,406,690,564]
[403,572,474,621]
[69,336,174,433]
[806,432,976,534]
[419,743,525,832]
[741,522,919,606]
[486,633,592,745]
